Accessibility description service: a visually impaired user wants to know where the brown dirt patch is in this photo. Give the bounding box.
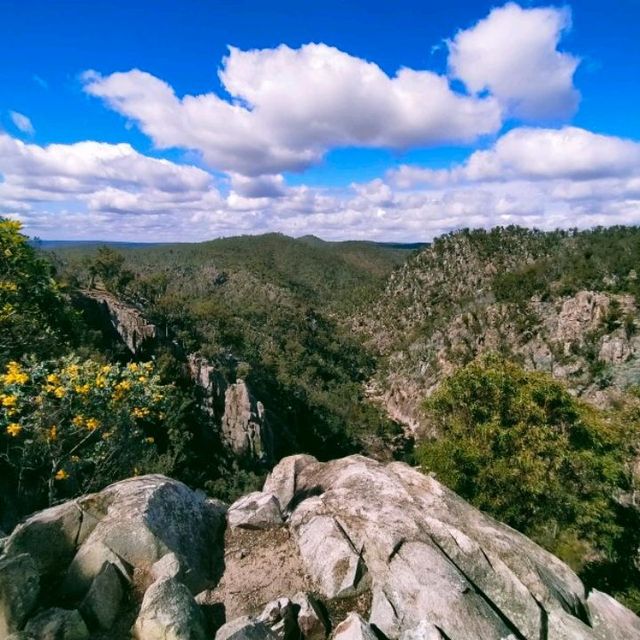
[197,524,313,625]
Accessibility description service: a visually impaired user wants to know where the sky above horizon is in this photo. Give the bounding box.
[1,0,640,242]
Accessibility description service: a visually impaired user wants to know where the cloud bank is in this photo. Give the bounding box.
[1,3,638,242]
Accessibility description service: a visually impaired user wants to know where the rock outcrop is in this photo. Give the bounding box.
[1,475,225,638]
[222,380,272,462]
[0,553,39,637]
[2,456,639,639]
[78,289,158,356]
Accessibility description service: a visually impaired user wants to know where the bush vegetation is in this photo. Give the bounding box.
[417,355,640,609]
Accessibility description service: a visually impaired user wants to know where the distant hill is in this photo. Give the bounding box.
[48,232,416,312]
[50,231,414,461]
[32,239,169,250]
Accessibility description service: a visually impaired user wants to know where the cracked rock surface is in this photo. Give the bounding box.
[2,456,640,639]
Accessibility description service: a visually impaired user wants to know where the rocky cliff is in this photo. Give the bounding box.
[359,229,640,434]
[75,291,272,463]
[1,455,639,640]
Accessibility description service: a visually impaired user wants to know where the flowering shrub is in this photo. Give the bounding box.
[0,357,176,504]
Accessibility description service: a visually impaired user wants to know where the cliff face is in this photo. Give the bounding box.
[77,291,273,463]
[359,230,640,435]
[78,289,159,356]
[1,455,639,639]
[221,380,272,462]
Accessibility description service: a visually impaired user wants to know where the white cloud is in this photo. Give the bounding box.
[83,43,502,177]
[1,125,639,243]
[448,3,580,119]
[389,127,640,186]
[0,134,212,194]
[9,111,35,135]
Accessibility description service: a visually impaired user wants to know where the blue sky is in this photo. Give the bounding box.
[1,1,639,241]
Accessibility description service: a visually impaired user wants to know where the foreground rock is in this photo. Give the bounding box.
[2,456,640,640]
[134,577,207,640]
[0,553,39,637]
[227,492,283,530]
[24,607,89,640]
[332,613,378,640]
[1,475,225,638]
[62,474,225,596]
[270,454,640,640]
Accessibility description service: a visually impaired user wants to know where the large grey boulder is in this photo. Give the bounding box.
[228,492,283,530]
[215,616,278,640]
[268,454,640,640]
[263,455,318,513]
[0,553,39,637]
[24,608,89,640]
[64,475,225,597]
[133,577,206,640]
[4,499,98,578]
[79,561,123,630]
[587,589,640,639]
[398,620,447,640]
[151,552,185,583]
[290,506,369,599]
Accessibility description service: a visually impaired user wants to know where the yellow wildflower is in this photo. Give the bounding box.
[65,364,79,378]
[6,422,22,437]
[47,425,58,441]
[143,362,153,372]
[74,384,90,395]
[101,365,112,374]
[0,281,18,292]
[145,436,155,444]
[3,361,28,385]
[127,362,139,372]
[132,406,150,419]
[138,376,148,383]
[55,469,69,481]
[95,375,107,388]
[85,417,100,431]
[72,415,85,427]
[1,394,17,407]
[46,373,60,385]
[53,386,66,398]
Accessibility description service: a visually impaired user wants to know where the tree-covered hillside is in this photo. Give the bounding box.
[48,233,414,467]
[362,225,640,431]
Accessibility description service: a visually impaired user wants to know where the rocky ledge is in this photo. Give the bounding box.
[1,455,640,640]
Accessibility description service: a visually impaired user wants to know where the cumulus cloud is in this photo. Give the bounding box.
[9,111,35,135]
[82,43,502,177]
[448,3,580,119]
[0,134,212,194]
[389,127,640,186]
[1,124,639,243]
